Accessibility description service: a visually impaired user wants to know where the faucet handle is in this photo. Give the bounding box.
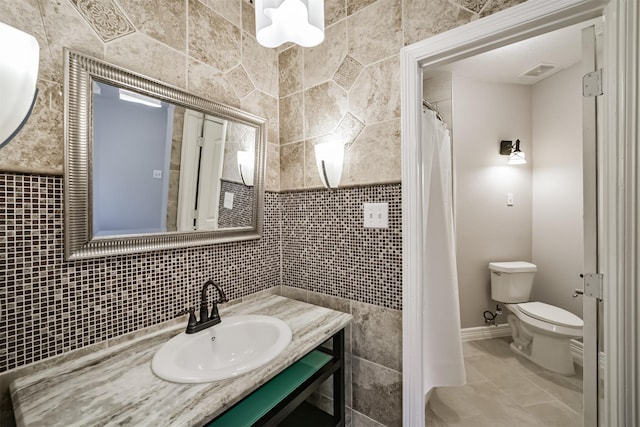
[177,307,198,329]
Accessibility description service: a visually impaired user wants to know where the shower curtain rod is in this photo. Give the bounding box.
[422,99,444,122]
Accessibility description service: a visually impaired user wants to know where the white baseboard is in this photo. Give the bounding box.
[460,324,511,342]
[461,327,604,370]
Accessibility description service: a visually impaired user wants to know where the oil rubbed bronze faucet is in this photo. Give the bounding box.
[180,280,229,334]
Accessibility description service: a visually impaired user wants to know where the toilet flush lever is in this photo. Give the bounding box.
[572,289,584,298]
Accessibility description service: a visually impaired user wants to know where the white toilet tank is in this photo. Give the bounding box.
[489,261,537,303]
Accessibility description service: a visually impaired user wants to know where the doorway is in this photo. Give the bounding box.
[400,1,639,426]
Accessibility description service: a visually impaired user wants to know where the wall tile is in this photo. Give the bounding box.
[347,0,402,66]
[241,0,256,37]
[38,0,105,82]
[242,32,279,98]
[188,59,240,107]
[188,0,240,72]
[344,119,401,185]
[200,0,241,27]
[335,113,365,148]
[0,80,64,174]
[279,93,305,143]
[349,55,400,124]
[265,142,281,192]
[0,173,281,373]
[304,82,348,139]
[325,0,347,26]
[479,0,527,17]
[352,301,402,371]
[280,143,305,190]
[451,0,490,13]
[279,285,309,302]
[68,0,135,42]
[352,411,386,427]
[352,356,402,427]
[106,32,187,88]
[279,46,303,98]
[303,20,347,89]
[226,65,255,99]
[116,0,186,51]
[333,56,363,91]
[403,0,475,46]
[347,0,377,16]
[241,90,279,144]
[281,185,402,309]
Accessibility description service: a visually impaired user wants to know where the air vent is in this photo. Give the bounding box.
[521,63,557,78]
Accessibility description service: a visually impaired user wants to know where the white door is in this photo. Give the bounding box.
[580,23,604,427]
[195,117,226,231]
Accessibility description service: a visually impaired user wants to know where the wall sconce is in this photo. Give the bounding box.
[0,22,39,149]
[500,139,527,165]
[255,0,325,48]
[314,141,344,189]
[237,151,255,186]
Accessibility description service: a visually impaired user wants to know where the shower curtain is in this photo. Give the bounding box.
[421,108,466,395]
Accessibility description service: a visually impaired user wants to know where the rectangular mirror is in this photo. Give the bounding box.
[64,50,266,260]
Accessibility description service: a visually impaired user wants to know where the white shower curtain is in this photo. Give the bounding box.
[421,109,466,395]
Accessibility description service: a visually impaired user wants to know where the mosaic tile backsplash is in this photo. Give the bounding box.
[281,184,402,310]
[0,173,280,372]
[1,172,401,373]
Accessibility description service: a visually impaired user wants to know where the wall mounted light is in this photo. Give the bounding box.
[255,0,325,48]
[500,139,527,165]
[314,141,344,189]
[237,151,255,186]
[0,22,39,149]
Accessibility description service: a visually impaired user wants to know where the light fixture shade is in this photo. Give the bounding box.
[508,150,527,165]
[255,0,325,48]
[237,151,255,186]
[314,141,344,188]
[0,22,39,149]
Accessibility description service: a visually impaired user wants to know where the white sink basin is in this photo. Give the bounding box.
[151,315,292,383]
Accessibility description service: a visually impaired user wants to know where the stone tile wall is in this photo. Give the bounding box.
[278,0,525,190]
[0,0,280,192]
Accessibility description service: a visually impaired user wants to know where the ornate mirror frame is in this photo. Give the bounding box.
[64,49,266,260]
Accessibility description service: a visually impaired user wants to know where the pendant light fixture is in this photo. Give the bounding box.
[255,0,325,48]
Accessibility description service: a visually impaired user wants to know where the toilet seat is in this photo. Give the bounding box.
[517,302,583,329]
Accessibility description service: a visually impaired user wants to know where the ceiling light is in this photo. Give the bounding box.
[255,0,325,48]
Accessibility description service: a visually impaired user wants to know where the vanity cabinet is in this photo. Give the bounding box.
[207,329,345,427]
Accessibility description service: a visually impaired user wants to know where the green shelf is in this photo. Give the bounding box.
[207,350,333,427]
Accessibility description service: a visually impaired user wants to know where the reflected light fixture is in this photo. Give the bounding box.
[0,22,39,149]
[500,139,527,165]
[314,141,344,189]
[237,151,255,186]
[118,89,162,108]
[255,0,325,48]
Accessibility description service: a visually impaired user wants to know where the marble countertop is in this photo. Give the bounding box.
[10,295,352,427]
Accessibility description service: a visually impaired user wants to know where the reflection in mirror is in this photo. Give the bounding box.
[65,50,266,260]
[92,82,256,237]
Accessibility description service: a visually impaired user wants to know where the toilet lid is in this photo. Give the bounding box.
[517,302,583,328]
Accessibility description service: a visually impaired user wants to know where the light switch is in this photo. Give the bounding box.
[223,192,234,209]
[507,193,514,206]
[364,202,389,228]
[153,170,162,179]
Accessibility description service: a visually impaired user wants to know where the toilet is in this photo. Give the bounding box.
[489,261,583,375]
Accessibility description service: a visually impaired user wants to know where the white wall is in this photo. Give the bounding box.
[452,75,533,328]
[531,63,584,318]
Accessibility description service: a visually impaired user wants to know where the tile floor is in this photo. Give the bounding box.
[426,337,583,427]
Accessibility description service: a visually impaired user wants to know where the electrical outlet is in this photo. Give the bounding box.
[153,170,162,179]
[363,203,389,228]
[223,192,234,209]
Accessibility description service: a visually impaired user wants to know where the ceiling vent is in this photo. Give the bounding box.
[521,63,558,78]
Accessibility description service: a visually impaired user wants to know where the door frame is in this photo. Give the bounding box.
[400,0,640,425]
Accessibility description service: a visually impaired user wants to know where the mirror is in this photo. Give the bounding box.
[64,50,266,260]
